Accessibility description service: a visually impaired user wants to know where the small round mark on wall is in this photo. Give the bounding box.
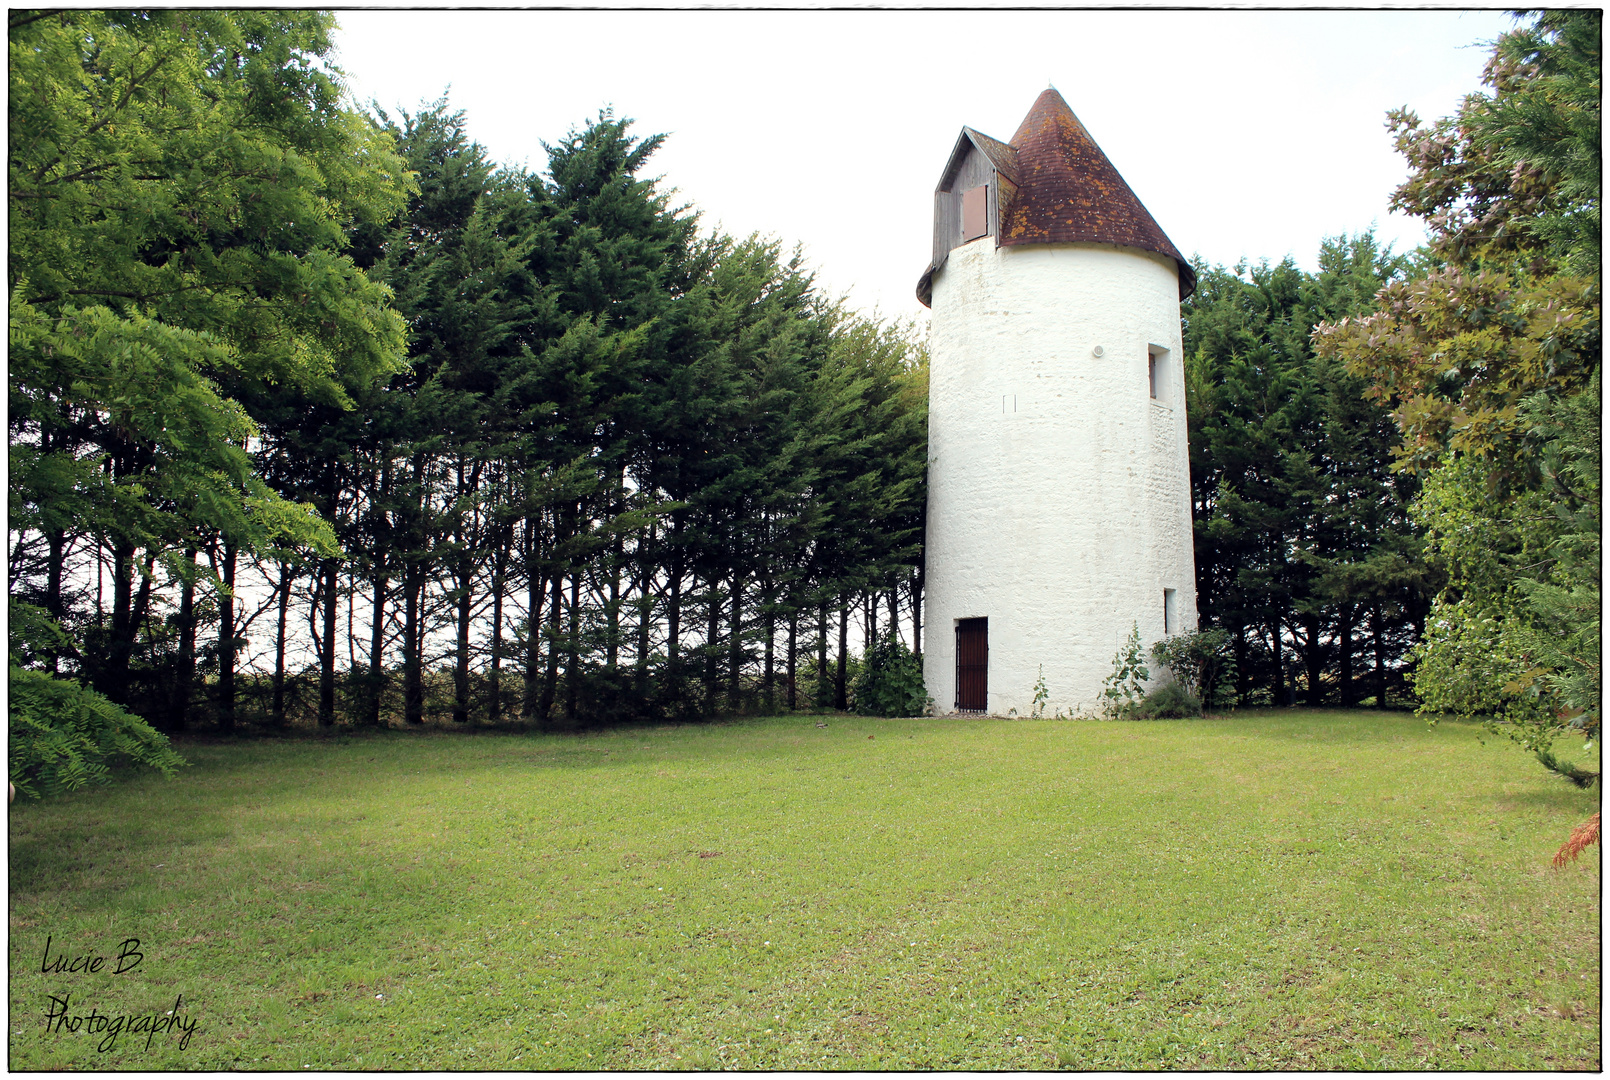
[1091,345,1105,358]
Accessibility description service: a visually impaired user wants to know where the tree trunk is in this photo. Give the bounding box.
[913,502,926,657]
[1338,604,1356,708]
[101,537,137,705]
[489,528,507,725]
[170,548,198,731]
[606,524,623,675]
[666,527,683,704]
[1269,620,1285,708]
[454,556,472,724]
[913,568,925,657]
[347,567,357,675]
[319,556,338,727]
[523,515,545,722]
[94,531,106,629]
[218,540,238,733]
[366,567,387,726]
[565,569,582,724]
[451,457,474,725]
[634,523,654,706]
[44,529,66,673]
[1233,626,1249,707]
[1303,611,1323,707]
[728,573,743,712]
[786,607,798,710]
[816,600,829,708]
[539,566,561,725]
[403,567,424,724]
[273,561,292,727]
[704,573,721,714]
[1372,603,1387,710]
[763,584,776,714]
[834,596,849,711]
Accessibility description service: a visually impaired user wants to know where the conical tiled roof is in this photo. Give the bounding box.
[999,88,1194,299]
[918,89,1194,305]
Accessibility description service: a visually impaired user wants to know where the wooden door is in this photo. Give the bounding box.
[955,618,988,712]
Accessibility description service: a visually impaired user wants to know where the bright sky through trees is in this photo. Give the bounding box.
[330,8,1515,318]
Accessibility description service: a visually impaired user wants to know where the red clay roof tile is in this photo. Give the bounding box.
[999,89,1194,299]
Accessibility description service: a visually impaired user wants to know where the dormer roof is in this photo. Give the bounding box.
[942,127,1019,189]
[917,88,1195,306]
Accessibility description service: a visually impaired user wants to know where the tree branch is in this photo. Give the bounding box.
[8,10,63,31]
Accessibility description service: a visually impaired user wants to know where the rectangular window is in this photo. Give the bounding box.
[1148,345,1172,405]
[955,617,988,712]
[962,185,988,242]
[1163,588,1176,635]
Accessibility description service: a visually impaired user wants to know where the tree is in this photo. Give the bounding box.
[9,10,408,765]
[1313,11,1600,782]
[11,47,935,739]
[1184,235,1425,707]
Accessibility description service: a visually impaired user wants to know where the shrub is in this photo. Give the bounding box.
[1150,628,1237,710]
[1132,680,1203,719]
[849,636,928,717]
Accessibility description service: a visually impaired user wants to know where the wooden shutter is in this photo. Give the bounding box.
[962,185,988,242]
[955,618,988,711]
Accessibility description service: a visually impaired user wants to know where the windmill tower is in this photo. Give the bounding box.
[918,88,1198,716]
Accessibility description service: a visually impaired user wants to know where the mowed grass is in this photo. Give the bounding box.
[7,709,1600,1070]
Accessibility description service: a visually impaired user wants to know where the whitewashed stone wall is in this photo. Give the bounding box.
[923,239,1197,716]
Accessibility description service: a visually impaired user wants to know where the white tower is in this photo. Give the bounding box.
[918,89,1198,717]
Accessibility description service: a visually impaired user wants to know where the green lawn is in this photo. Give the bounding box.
[8,709,1601,1070]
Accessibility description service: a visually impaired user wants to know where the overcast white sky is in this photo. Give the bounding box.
[329,8,1516,321]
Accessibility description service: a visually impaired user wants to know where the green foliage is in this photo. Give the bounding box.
[1131,680,1203,720]
[1031,665,1050,718]
[1186,233,1430,707]
[1410,598,1535,720]
[1390,10,1600,278]
[1320,13,1601,784]
[7,21,929,735]
[8,600,188,799]
[9,10,408,715]
[1480,11,1602,277]
[1510,375,1601,740]
[1411,374,1600,784]
[1314,12,1600,475]
[9,665,187,800]
[848,635,927,718]
[8,598,72,670]
[1101,623,1150,719]
[1150,629,1238,711]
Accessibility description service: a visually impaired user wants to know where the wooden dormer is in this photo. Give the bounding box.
[918,128,1019,307]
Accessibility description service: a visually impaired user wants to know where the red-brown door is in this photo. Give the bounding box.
[955,618,988,712]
